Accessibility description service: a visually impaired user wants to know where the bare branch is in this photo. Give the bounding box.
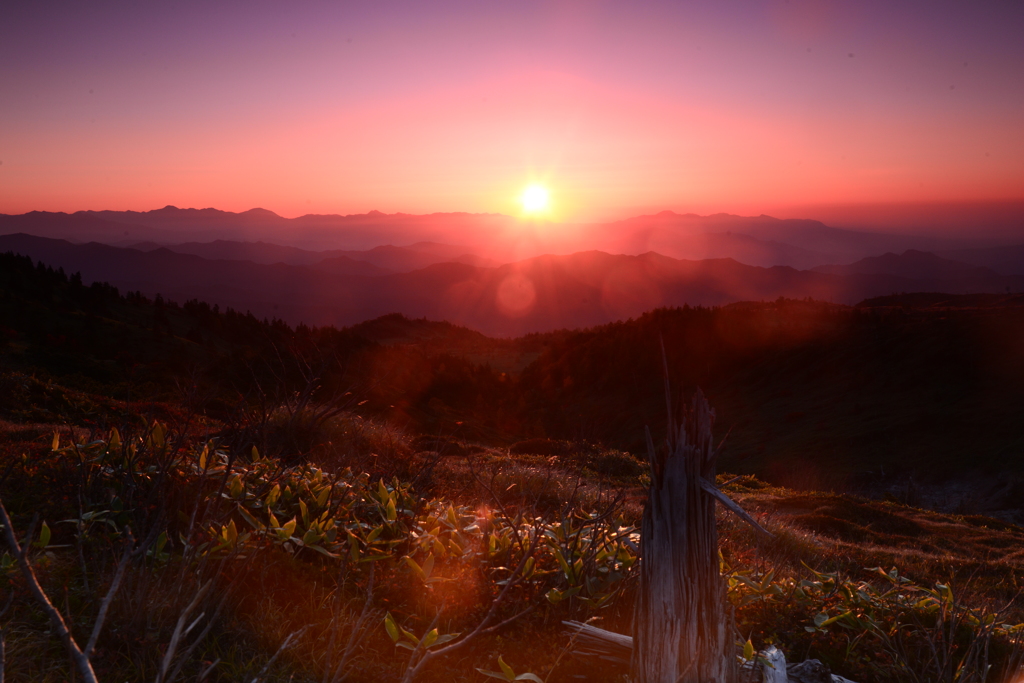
[0,498,99,683]
[163,556,249,683]
[0,589,13,683]
[329,561,377,683]
[475,604,535,637]
[698,477,773,538]
[156,579,212,683]
[399,525,544,683]
[251,625,310,683]
[399,608,445,683]
[197,657,221,682]
[84,528,135,658]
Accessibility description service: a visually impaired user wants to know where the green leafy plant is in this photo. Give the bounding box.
[476,655,543,682]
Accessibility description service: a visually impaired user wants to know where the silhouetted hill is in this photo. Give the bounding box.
[811,250,1020,295]
[939,244,1024,276]
[511,299,1024,489]
[5,233,1024,335]
[311,244,496,272]
[6,251,1024,683]
[92,205,292,233]
[0,207,520,252]
[4,206,1008,267]
[812,250,997,279]
[857,292,1024,308]
[131,239,383,269]
[0,233,379,301]
[131,239,494,272]
[593,211,959,261]
[0,211,158,244]
[5,251,1023,496]
[616,230,843,269]
[84,206,520,252]
[3,249,1023,490]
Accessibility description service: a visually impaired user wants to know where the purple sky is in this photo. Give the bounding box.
[2,0,1022,229]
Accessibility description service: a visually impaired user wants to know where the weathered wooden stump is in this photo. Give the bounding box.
[632,388,735,683]
[566,368,853,682]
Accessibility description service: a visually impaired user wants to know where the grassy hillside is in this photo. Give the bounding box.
[3,252,1024,681]
[2,405,1024,682]
[507,297,1024,499]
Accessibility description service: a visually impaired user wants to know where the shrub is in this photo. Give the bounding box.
[509,438,570,456]
[586,450,645,479]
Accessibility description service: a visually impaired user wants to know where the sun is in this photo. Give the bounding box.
[520,184,550,214]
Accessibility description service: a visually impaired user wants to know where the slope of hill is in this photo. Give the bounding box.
[591,211,962,261]
[310,243,496,272]
[812,249,998,279]
[607,230,844,269]
[130,239,495,272]
[4,249,1023,503]
[0,210,159,244]
[82,206,520,252]
[939,244,1024,276]
[511,297,1024,494]
[4,226,1024,681]
[131,239,391,269]
[810,249,1020,295]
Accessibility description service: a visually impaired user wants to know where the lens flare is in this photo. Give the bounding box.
[496,273,537,317]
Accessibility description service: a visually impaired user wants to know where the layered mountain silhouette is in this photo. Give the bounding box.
[3,233,1021,336]
[1,206,999,266]
[0,207,519,253]
[126,239,496,273]
[813,249,994,278]
[588,211,946,261]
[937,245,1024,276]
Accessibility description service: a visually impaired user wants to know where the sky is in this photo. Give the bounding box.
[2,0,1023,227]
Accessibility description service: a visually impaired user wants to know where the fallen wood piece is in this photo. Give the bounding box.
[760,646,788,683]
[787,658,831,683]
[562,622,859,683]
[698,477,773,538]
[562,621,632,669]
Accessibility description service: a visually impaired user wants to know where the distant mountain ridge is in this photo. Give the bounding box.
[938,244,1024,276]
[126,239,496,272]
[5,206,1016,270]
[812,250,1000,280]
[0,207,519,253]
[592,210,964,263]
[3,233,1022,336]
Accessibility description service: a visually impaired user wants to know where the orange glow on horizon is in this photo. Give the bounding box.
[1,64,1022,224]
[2,3,1022,233]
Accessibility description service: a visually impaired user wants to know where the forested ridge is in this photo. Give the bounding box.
[4,250,1024,488]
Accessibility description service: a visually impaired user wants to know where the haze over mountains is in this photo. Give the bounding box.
[129,240,498,273]
[2,207,1023,335]
[6,205,1022,262]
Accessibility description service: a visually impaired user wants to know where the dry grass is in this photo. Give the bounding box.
[725,484,1024,610]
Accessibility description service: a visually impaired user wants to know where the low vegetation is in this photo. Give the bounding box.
[2,405,1023,682]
